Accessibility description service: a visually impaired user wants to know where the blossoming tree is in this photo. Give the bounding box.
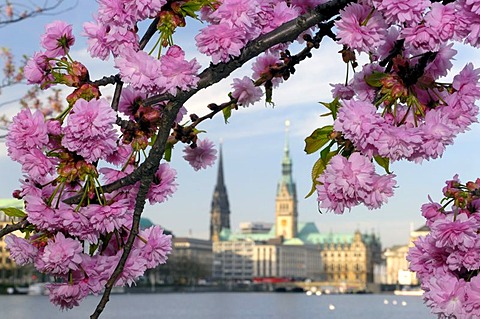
[1,0,480,318]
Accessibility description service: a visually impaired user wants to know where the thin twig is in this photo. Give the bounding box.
[0,219,29,238]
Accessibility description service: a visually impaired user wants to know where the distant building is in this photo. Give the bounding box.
[212,122,381,289]
[239,222,273,235]
[172,237,213,278]
[383,225,430,286]
[383,245,410,285]
[275,121,297,240]
[210,144,231,242]
[317,231,382,286]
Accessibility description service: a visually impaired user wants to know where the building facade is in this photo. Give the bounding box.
[212,239,321,280]
[172,237,213,278]
[318,231,382,288]
[383,225,430,286]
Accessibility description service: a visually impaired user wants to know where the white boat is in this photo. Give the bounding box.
[28,283,49,295]
[393,287,423,296]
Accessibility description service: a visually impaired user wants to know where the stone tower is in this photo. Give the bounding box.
[275,120,298,240]
[210,143,231,242]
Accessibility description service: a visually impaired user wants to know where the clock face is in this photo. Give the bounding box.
[281,219,287,226]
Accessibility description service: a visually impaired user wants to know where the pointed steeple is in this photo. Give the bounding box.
[275,120,298,239]
[278,120,295,198]
[210,142,231,242]
[216,142,225,190]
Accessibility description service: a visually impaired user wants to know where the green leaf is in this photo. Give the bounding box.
[304,125,333,154]
[222,105,232,124]
[320,141,335,161]
[149,134,157,146]
[364,72,387,88]
[164,142,173,162]
[0,207,26,218]
[374,155,391,174]
[305,157,326,199]
[305,148,337,199]
[319,98,340,119]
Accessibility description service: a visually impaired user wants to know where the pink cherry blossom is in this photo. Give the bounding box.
[431,213,478,251]
[183,138,217,171]
[423,274,466,318]
[40,20,75,57]
[160,45,200,95]
[4,235,38,265]
[47,281,89,310]
[62,98,118,163]
[23,52,54,87]
[231,76,263,107]
[195,23,246,64]
[84,199,132,233]
[83,17,110,60]
[424,3,458,42]
[114,48,162,93]
[252,53,283,87]
[41,232,84,275]
[114,250,147,287]
[316,153,395,214]
[135,0,167,20]
[147,163,177,205]
[6,108,49,161]
[335,3,387,53]
[373,0,429,25]
[135,225,172,268]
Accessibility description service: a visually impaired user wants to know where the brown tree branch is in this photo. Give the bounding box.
[90,97,181,319]
[65,0,352,206]
[0,219,29,238]
[89,1,352,317]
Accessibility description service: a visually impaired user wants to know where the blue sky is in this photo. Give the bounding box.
[1,2,480,248]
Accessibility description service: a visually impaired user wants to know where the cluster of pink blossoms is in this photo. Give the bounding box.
[316,153,396,214]
[314,0,480,214]
[4,18,198,309]
[407,176,480,318]
[9,0,480,315]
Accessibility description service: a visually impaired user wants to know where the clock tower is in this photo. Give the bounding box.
[275,120,298,240]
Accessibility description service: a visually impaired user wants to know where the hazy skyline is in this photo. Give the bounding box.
[1,2,480,248]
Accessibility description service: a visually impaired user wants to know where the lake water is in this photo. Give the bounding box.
[0,292,436,319]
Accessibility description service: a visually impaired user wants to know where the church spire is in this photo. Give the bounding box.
[275,120,298,239]
[210,142,231,242]
[278,120,294,197]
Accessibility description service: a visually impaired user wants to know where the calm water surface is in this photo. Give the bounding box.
[0,292,436,319]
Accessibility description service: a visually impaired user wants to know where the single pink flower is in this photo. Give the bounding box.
[183,139,218,171]
[373,0,429,25]
[135,226,172,268]
[160,45,200,95]
[195,23,246,64]
[6,108,49,161]
[147,163,177,204]
[5,235,38,265]
[62,98,118,163]
[40,20,75,57]
[47,281,89,310]
[41,232,84,275]
[114,47,162,93]
[231,76,263,107]
[335,3,387,53]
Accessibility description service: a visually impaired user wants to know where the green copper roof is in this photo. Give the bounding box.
[283,238,305,245]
